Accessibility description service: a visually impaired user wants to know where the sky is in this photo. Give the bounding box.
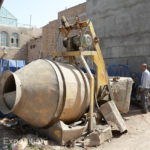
[2,0,86,28]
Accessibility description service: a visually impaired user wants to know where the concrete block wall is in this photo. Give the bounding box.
[42,20,58,57]
[87,0,150,78]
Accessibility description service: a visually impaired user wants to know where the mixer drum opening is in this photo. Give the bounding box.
[3,74,16,111]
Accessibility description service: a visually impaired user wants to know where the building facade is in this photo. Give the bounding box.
[8,2,87,62]
[0,7,42,61]
[27,36,42,62]
[87,0,150,78]
[42,20,58,57]
[0,24,42,60]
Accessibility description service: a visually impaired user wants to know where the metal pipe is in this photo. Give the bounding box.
[79,55,95,131]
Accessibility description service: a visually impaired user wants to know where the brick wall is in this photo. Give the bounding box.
[42,20,58,57]
[58,2,86,24]
[27,36,42,62]
[41,2,87,57]
[58,2,87,52]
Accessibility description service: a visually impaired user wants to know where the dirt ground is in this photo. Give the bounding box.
[91,112,150,150]
[1,108,150,150]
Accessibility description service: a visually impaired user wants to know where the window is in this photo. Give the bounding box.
[0,31,9,46]
[11,38,14,43]
[11,33,19,47]
[30,45,36,49]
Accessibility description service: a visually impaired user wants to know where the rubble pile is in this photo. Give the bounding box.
[0,118,52,150]
[0,117,125,150]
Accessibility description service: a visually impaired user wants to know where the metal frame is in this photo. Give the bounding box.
[53,19,109,131]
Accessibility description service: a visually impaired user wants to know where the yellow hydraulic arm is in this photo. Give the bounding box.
[54,19,109,92]
[53,17,109,131]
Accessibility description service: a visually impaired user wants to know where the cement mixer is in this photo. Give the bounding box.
[0,17,127,145]
[0,60,90,128]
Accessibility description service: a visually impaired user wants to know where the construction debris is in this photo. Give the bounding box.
[0,118,18,128]
[84,125,112,147]
[100,101,127,133]
[11,138,28,150]
[0,117,52,150]
[110,77,133,113]
[42,121,88,145]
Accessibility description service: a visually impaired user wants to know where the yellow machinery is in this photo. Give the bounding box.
[53,16,112,131]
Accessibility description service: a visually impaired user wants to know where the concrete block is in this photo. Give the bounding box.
[100,101,127,133]
[42,121,87,145]
[84,125,112,147]
[110,77,133,113]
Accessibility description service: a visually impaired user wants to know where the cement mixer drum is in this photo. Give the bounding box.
[0,59,90,128]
